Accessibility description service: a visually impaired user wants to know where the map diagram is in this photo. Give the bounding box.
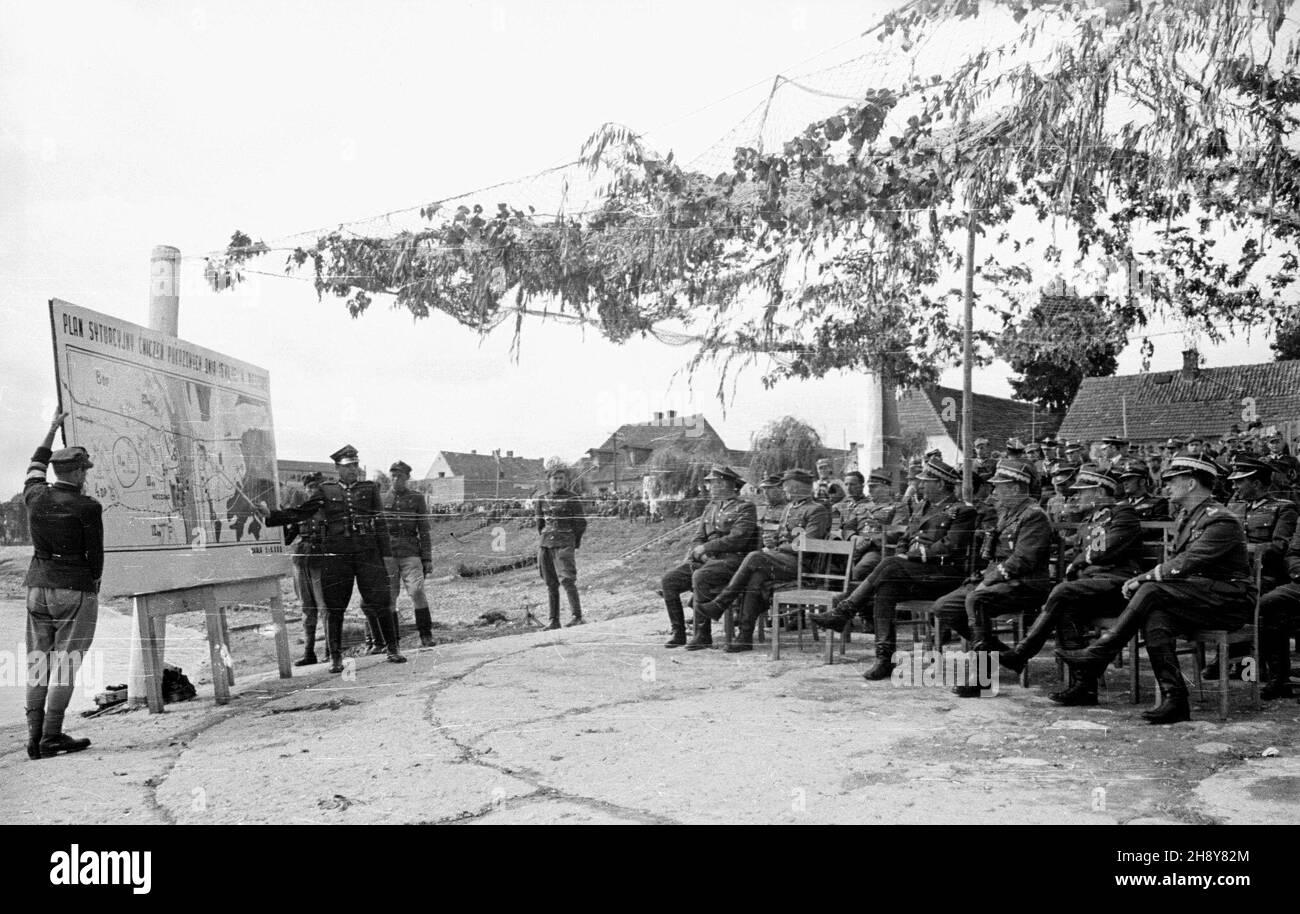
[50,300,287,596]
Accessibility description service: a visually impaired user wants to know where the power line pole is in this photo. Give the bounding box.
[962,211,976,503]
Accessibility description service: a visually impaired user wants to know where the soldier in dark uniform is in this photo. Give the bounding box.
[661,465,757,648]
[1116,458,1170,521]
[932,458,1053,697]
[972,437,998,484]
[287,471,327,665]
[813,458,846,508]
[1057,455,1253,723]
[1258,522,1300,698]
[1042,461,1081,523]
[258,445,405,672]
[1062,440,1088,470]
[536,467,587,629]
[813,457,977,680]
[1264,433,1300,501]
[383,460,436,648]
[698,468,832,652]
[1098,435,1128,472]
[998,466,1143,704]
[22,410,101,759]
[841,470,904,582]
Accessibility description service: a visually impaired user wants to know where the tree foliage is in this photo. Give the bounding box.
[210,1,1300,391]
[747,416,824,479]
[997,291,1125,411]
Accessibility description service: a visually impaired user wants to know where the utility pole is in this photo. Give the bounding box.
[493,449,501,502]
[612,430,619,493]
[962,212,976,503]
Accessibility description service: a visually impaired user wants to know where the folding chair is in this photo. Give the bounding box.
[768,535,857,661]
[1181,544,1263,719]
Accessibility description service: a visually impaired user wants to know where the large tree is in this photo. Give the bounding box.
[747,416,825,480]
[210,1,1299,390]
[998,291,1125,411]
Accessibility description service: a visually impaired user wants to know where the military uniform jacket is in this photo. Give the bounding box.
[813,477,846,507]
[835,496,882,537]
[981,496,1052,585]
[898,494,977,564]
[692,497,758,558]
[1283,522,1300,582]
[1119,493,1170,521]
[285,489,324,556]
[23,446,103,592]
[383,488,433,563]
[1226,495,1298,585]
[758,502,786,547]
[1067,503,1144,578]
[268,479,391,555]
[1045,492,1085,525]
[1149,496,1250,583]
[771,497,832,552]
[536,488,587,548]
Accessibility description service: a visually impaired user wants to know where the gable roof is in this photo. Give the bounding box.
[897,386,1061,451]
[1059,360,1300,443]
[426,450,545,481]
[595,414,725,453]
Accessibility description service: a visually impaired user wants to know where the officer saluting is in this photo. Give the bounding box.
[659,465,757,647]
[257,445,405,672]
[23,410,101,759]
[384,460,436,648]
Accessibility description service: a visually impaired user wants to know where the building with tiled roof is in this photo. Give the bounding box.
[897,386,1062,462]
[1058,351,1300,446]
[422,450,545,503]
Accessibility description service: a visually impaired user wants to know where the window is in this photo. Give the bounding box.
[438,472,445,478]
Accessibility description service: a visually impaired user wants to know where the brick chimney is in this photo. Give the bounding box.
[1181,348,1200,381]
[506,450,514,458]
[653,411,664,424]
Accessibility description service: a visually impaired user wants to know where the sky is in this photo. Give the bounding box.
[0,0,1271,496]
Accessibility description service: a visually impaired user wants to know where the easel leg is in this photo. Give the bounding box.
[270,591,292,679]
[136,596,165,714]
[205,595,231,705]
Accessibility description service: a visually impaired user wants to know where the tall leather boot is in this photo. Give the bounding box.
[544,588,562,631]
[362,610,386,655]
[296,614,320,666]
[953,625,992,697]
[1000,606,1059,674]
[725,613,755,653]
[1143,641,1190,724]
[1049,664,1099,706]
[811,594,861,633]
[414,604,435,648]
[39,711,90,758]
[1260,632,1293,700]
[862,642,895,681]
[379,609,407,663]
[664,594,687,648]
[26,709,44,761]
[562,582,583,626]
[326,611,346,673]
[685,617,713,651]
[1055,599,1147,668]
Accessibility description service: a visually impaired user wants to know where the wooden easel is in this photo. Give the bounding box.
[132,575,292,713]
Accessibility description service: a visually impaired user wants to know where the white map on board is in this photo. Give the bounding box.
[65,347,277,551]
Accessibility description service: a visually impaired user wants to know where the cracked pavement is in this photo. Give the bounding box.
[4,612,1300,824]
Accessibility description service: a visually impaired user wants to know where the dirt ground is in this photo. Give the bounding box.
[3,520,1300,825]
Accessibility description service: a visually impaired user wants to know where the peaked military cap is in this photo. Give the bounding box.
[1025,443,1044,456]
[868,469,893,487]
[301,471,324,486]
[1162,455,1220,479]
[50,446,93,469]
[1115,458,1150,479]
[843,470,865,484]
[1038,434,1060,447]
[759,474,784,488]
[1227,455,1273,481]
[1101,435,1128,448]
[330,445,360,465]
[973,437,990,447]
[782,468,815,484]
[988,459,1033,485]
[916,457,960,485]
[1164,437,1185,449]
[1070,465,1119,494]
[390,460,413,475]
[704,464,742,485]
[815,458,832,469]
[1005,437,1027,453]
[1048,461,1078,484]
[1064,440,1085,453]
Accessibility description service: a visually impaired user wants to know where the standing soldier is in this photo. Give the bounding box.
[1098,436,1128,472]
[697,468,832,652]
[258,445,405,672]
[997,466,1143,703]
[932,459,1053,698]
[23,409,101,759]
[1057,455,1253,723]
[287,471,326,666]
[1264,433,1300,500]
[972,438,998,482]
[812,457,976,680]
[660,465,757,648]
[384,461,436,648]
[813,458,846,508]
[536,467,587,630]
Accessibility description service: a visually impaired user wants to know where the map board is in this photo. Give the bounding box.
[49,299,290,597]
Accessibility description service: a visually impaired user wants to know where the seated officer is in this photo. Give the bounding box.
[842,470,905,582]
[697,468,831,652]
[1116,457,1170,521]
[931,458,1053,697]
[1062,440,1088,469]
[660,465,757,648]
[1057,455,1253,724]
[1042,461,1081,523]
[813,457,976,680]
[1258,522,1300,698]
[813,458,846,508]
[998,466,1143,704]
